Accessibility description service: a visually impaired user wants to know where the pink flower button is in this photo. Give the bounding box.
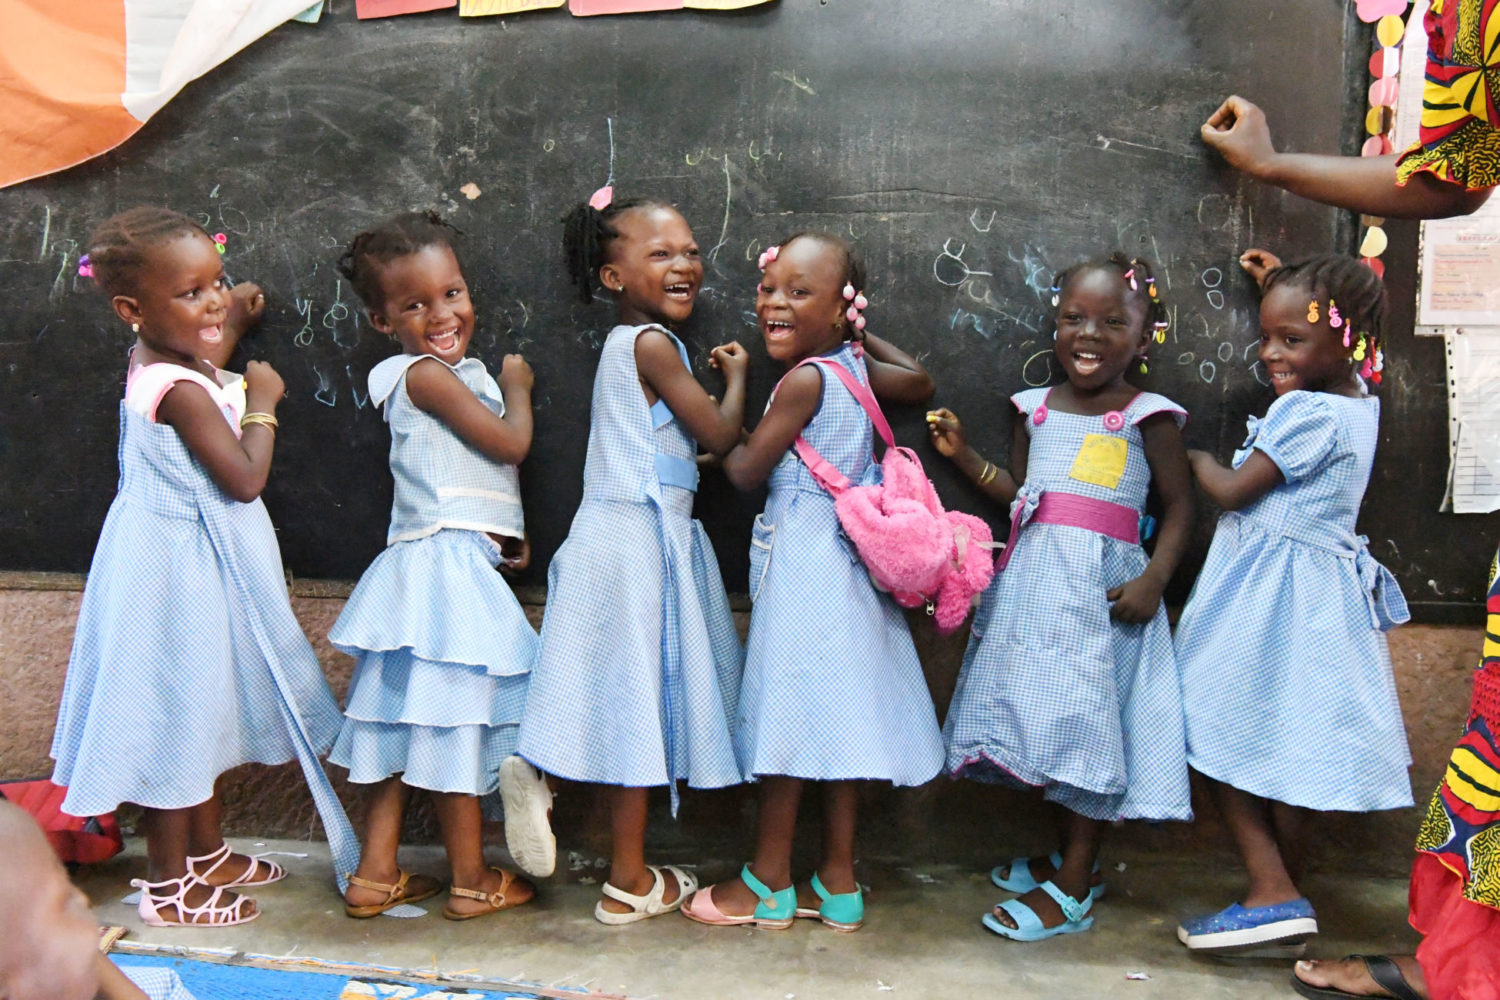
[1102,411,1125,431]
[1033,404,1048,425]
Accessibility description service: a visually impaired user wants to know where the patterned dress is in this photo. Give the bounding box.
[50,363,349,835]
[944,388,1192,822]
[1175,390,1412,811]
[736,344,945,785]
[518,325,743,798]
[328,354,536,796]
[1407,544,1500,997]
[1396,0,1500,190]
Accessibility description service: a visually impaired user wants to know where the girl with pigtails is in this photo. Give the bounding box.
[1175,251,1411,956]
[929,251,1195,942]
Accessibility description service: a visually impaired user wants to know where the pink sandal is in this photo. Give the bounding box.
[131,873,261,927]
[187,842,285,888]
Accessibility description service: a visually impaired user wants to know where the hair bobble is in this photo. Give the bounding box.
[844,284,870,332]
[1123,267,1138,292]
[588,185,614,211]
[212,233,227,255]
[757,245,780,270]
[1049,280,1061,307]
[77,253,93,278]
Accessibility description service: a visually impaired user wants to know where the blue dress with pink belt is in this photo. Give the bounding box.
[944,387,1192,822]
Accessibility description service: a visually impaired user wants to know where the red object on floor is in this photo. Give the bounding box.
[1411,837,1500,999]
[0,779,123,865]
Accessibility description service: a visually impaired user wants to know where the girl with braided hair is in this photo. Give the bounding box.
[928,251,1195,942]
[50,206,349,927]
[1175,251,1413,954]
[328,211,541,920]
[516,194,748,924]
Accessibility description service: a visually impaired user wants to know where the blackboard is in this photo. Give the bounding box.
[1,0,1493,622]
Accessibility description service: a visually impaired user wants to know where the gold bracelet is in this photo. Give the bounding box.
[240,411,279,432]
[979,460,998,485]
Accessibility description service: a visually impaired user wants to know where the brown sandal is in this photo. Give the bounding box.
[442,867,532,921]
[343,869,443,918]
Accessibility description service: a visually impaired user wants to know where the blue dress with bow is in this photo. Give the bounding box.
[1175,389,1413,811]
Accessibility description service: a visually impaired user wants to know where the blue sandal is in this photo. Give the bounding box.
[982,880,1094,942]
[793,872,864,932]
[991,852,1106,901]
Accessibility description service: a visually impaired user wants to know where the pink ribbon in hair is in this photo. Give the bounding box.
[588,185,614,211]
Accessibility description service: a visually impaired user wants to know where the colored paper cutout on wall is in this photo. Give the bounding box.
[684,0,772,7]
[569,0,684,15]
[294,2,324,22]
[356,0,457,19]
[460,0,563,14]
[1356,0,1408,22]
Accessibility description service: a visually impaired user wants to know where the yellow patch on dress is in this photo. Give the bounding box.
[1069,434,1128,490]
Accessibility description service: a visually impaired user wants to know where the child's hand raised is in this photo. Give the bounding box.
[1106,574,1165,624]
[709,342,749,381]
[244,360,285,413]
[1239,248,1282,288]
[925,408,967,457]
[499,354,534,393]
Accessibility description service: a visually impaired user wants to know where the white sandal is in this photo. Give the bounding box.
[187,842,285,888]
[593,864,699,926]
[498,756,556,878]
[131,873,261,927]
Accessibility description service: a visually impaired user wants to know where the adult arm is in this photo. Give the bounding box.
[1201,95,1493,219]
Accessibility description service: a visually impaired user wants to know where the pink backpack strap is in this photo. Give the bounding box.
[772,353,895,495]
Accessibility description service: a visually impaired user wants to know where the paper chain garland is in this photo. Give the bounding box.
[1357,2,1412,282]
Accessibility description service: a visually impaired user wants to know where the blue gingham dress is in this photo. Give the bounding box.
[943,388,1192,822]
[518,325,743,795]
[118,964,197,1000]
[1175,390,1413,811]
[50,364,347,818]
[328,354,536,796]
[736,344,945,785]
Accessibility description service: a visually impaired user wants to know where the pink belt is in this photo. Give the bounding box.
[996,492,1140,570]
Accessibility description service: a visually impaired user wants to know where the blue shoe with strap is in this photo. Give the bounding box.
[981,880,1094,942]
[793,872,864,932]
[991,852,1106,901]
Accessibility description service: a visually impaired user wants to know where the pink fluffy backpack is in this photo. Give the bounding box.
[783,354,995,633]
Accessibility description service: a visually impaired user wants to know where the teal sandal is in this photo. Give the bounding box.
[793,872,864,932]
[682,864,796,929]
[982,880,1094,942]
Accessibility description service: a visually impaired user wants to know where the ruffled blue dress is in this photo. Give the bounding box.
[328,354,536,795]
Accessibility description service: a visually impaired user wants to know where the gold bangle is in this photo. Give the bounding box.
[241,411,279,431]
[979,460,998,485]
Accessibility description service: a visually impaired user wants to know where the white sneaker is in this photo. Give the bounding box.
[498,756,556,878]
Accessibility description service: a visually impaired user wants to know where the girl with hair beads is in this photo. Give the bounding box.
[1174,252,1411,954]
[329,211,541,920]
[682,231,944,932]
[50,206,352,927]
[928,252,1195,942]
[515,193,748,924]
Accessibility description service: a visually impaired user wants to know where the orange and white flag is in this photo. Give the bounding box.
[0,0,312,189]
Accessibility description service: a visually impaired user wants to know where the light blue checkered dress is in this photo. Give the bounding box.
[50,365,347,819]
[328,354,536,796]
[736,344,945,785]
[943,388,1192,822]
[119,964,197,1000]
[1175,390,1412,811]
[518,325,743,796]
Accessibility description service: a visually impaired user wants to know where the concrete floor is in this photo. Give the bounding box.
[80,838,1420,1000]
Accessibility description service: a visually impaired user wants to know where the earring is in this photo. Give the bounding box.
[1138,357,1149,375]
[131,322,139,333]
[1051,328,1058,341]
